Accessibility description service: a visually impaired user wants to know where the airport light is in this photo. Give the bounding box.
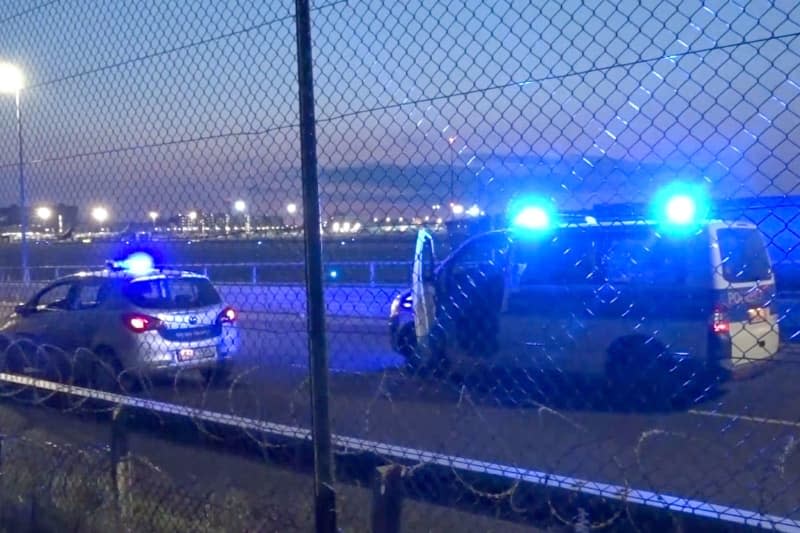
[450,203,464,216]
[286,203,297,214]
[35,206,52,221]
[188,211,198,221]
[234,200,246,213]
[91,206,109,224]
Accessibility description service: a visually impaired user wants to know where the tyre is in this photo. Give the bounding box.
[201,364,232,386]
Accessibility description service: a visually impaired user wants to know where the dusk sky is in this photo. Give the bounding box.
[0,0,797,220]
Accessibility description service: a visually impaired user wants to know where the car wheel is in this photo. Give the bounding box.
[201,365,232,387]
[90,347,140,394]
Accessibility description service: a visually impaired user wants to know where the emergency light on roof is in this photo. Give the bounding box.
[650,182,710,235]
[109,252,155,275]
[508,196,557,234]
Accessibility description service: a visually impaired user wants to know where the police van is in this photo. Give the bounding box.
[390,185,780,387]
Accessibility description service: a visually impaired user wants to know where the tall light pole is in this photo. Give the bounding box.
[0,62,27,282]
[287,202,298,229]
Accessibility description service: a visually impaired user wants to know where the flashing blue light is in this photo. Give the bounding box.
[508,196,557,235]
[651,182,710,235]
[664,194,696,225]
[513,206,550,229]
[120,252,155,275]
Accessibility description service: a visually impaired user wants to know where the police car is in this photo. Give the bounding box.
[390,184,780,388]
[0,253,239,391]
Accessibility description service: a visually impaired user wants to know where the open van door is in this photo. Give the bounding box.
[412,229,437,359]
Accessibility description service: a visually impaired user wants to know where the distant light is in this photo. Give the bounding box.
[451,204,464,215]
[91,206,109,223]
[148,211,159,222]
[436,217,443,224]
[188,211,198,221]
[329,270,338,279]
[0,62,24,95]
[233,200,246,213]
[352,222,361,232]
[332,221,341,232]
[432,204,441,211]
[373,217,378,223]
[424,216,430,221]
[584,216,598,225]
[466,204,481,217]
[118,252,154,276]
[286,203,297,215]
[398,217,404,223]
[513,206,550,229]
[385,217,391,223]
[447,135,457,145]
[341,221,351,232]
[35,206,52,221]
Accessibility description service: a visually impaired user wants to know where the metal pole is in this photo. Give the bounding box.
[15,91,28,285]
[294,1,336,532]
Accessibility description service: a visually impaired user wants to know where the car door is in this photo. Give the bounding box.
[436,232,510,364]
[67,278,112,353]
[12,281,77,354]
[499,232,600,372]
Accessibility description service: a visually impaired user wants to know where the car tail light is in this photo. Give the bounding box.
[218,307,237,324]
[712,305,730,335]
[123,313,163,333]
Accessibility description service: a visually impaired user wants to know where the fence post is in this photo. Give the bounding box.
[251,265,257,285]
[294,0,337,531]
[371,465,404,533]
[369,262,376,287]
[110,407,131,524]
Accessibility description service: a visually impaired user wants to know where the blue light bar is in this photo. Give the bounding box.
[513,206,550,229]
[507,196,557,235]
[115,252,155,275]
[650,182,710,235]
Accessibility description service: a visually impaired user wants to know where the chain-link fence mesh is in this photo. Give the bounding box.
[0,0,799,531]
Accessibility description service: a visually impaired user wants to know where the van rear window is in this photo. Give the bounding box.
[124,277,222,309]
[717,228,772,283]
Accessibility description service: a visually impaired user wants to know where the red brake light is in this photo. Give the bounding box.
[219,307,237,324]
[123,313,162,333]
[712,305,730,335]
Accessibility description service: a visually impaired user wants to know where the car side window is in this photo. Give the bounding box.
[34,283,75,311]
[75,280,112,310]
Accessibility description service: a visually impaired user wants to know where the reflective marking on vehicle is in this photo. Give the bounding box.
[689,409,800,429]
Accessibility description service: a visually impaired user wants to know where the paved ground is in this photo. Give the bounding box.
[3,308,800,526]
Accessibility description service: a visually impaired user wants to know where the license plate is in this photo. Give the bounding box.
[177,347,216,362]
[747,307,769,323]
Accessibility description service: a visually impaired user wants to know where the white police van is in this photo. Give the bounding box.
[391,185,780,387]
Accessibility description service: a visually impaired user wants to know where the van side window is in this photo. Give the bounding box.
[600,232,689,285]
[447,233,510,275]
[515,235,598,286]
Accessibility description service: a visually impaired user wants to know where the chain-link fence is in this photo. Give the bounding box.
[1,0,800,531]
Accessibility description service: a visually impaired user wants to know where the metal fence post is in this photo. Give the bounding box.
[294,1,337,532]
[371,465,404,533]
[251,265,257,285]
[369,262,376,287]
[110,407,131,524]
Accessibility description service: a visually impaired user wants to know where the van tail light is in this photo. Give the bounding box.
[123,313,163,333]
[712,305,730,335]
[218,306,237,324]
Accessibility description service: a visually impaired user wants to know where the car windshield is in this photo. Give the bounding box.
[123,277,222,310]
[717,227,772,283]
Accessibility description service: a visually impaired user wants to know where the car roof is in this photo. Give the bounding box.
[60,268,208,283]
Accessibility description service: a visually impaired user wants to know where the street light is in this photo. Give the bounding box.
[148,211,158,230]
[35,206,52,221]
[91,206,109,229]
[286,203,297,215]
[233,200,250,233]
[0,62,27,281]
